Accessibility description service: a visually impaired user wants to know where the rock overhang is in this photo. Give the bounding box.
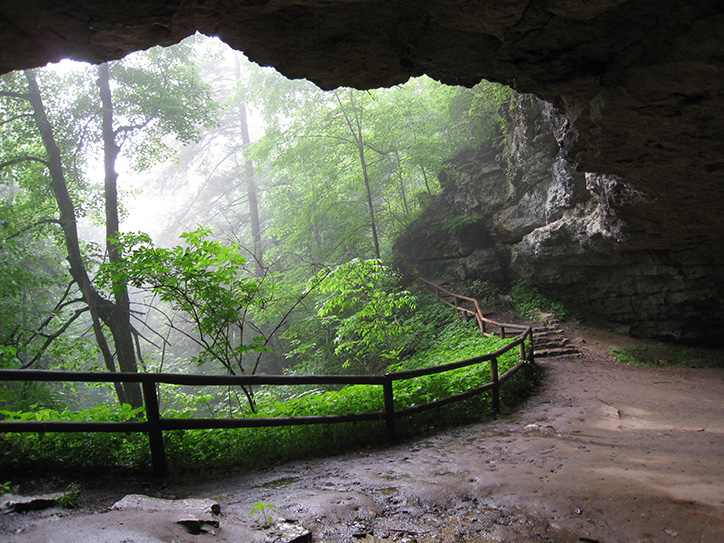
[2,1,722,190]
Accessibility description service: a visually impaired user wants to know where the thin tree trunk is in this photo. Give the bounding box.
[334,91,381,260]
[239,103,264,277]
[357,134,381,260]
[234,56,264,277]
[395,151,409,217]
[420,166,433,195]
[97,63,143,407]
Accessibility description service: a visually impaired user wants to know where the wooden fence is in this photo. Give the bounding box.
[418,277,529,339]
[0,281,534,477]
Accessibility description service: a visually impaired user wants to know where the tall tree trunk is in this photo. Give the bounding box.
[97,63,142,407]
[234,56,264,277]
[395,151,409,217]
[334,91,381,260]
[239,102,264,277]
[24,69,141,408]
[357,134,381,260]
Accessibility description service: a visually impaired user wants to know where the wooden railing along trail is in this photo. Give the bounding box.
[0,279,535,477]
[418,277,530,339]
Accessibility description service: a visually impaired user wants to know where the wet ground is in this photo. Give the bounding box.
[3,325,724,542]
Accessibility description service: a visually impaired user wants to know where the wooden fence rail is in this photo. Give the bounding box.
[418,277,529,338]
[0,283,534,478]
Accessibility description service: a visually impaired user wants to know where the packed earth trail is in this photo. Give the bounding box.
[3,327,724,543]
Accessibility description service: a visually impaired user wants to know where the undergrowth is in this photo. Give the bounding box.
[0,320,539,475]
[611,344,724,369]
[510,281,570,321]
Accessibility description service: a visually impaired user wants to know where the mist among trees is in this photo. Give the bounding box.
[0,35,513,420]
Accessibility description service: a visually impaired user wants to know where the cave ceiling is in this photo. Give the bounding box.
[2,0,724,249]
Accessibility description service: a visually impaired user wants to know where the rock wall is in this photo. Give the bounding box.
[394,95,724,345]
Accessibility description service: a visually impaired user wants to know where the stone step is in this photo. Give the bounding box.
[534,346,581,358]
[533,337,570,348]
[533,332,567,340]
[532,328,564,336]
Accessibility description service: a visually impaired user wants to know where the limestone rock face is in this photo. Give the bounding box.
[395,95,724,344]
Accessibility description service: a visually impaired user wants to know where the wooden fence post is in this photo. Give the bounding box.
[142,381,168,478]
[520,338,526,362]
[490,357,500,414]
[530,348,535,364]
[527,329,535,364]
[383,376,396,441]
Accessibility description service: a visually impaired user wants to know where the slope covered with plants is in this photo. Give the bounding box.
[0,36,535,473]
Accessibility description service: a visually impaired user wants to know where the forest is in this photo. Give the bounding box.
[0,35,535,472]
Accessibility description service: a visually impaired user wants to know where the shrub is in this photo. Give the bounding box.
[467,280,501,307]
[510,281,569,320]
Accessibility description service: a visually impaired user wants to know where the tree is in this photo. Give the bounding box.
[100,228,267,409]
[101,226,325,412]
[233,55,264,277]
[331,89,383,259]
[285,259,416,375]
[144,45,268,272]
[0,217,86,373]
[247,72,511,273]
[22,68,145,407]
[0,40,216,407]
[134,41,512,284]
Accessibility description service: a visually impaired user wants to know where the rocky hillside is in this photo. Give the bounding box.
[394,95,723,345]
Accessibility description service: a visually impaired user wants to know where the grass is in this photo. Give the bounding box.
[611,344,724,369]
[56,482,82,508]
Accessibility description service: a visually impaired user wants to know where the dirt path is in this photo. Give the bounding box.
[4,331,724,542]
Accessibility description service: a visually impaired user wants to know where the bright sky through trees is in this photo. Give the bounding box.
[0,32,513,413]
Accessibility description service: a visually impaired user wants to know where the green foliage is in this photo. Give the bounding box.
[0,403,149,472]
[0,207,84,378]
[0,36,533,474]
[467,280,502,308]
[0,38,220,412]
[469,80,516,144]
[315,260,415,364]
[441,215,480,235]
[611,344,723,368]
[107,41,218,171]
[57,482,81,509]
[510,281,569,320]
[0,318,537,473]
[249,502,275,528]
[393,291,459,355]
[0,403,144,422]
[388,320,515,419]
[285,259,416,375]
[233,67,515,271]
[99,228,267,375]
